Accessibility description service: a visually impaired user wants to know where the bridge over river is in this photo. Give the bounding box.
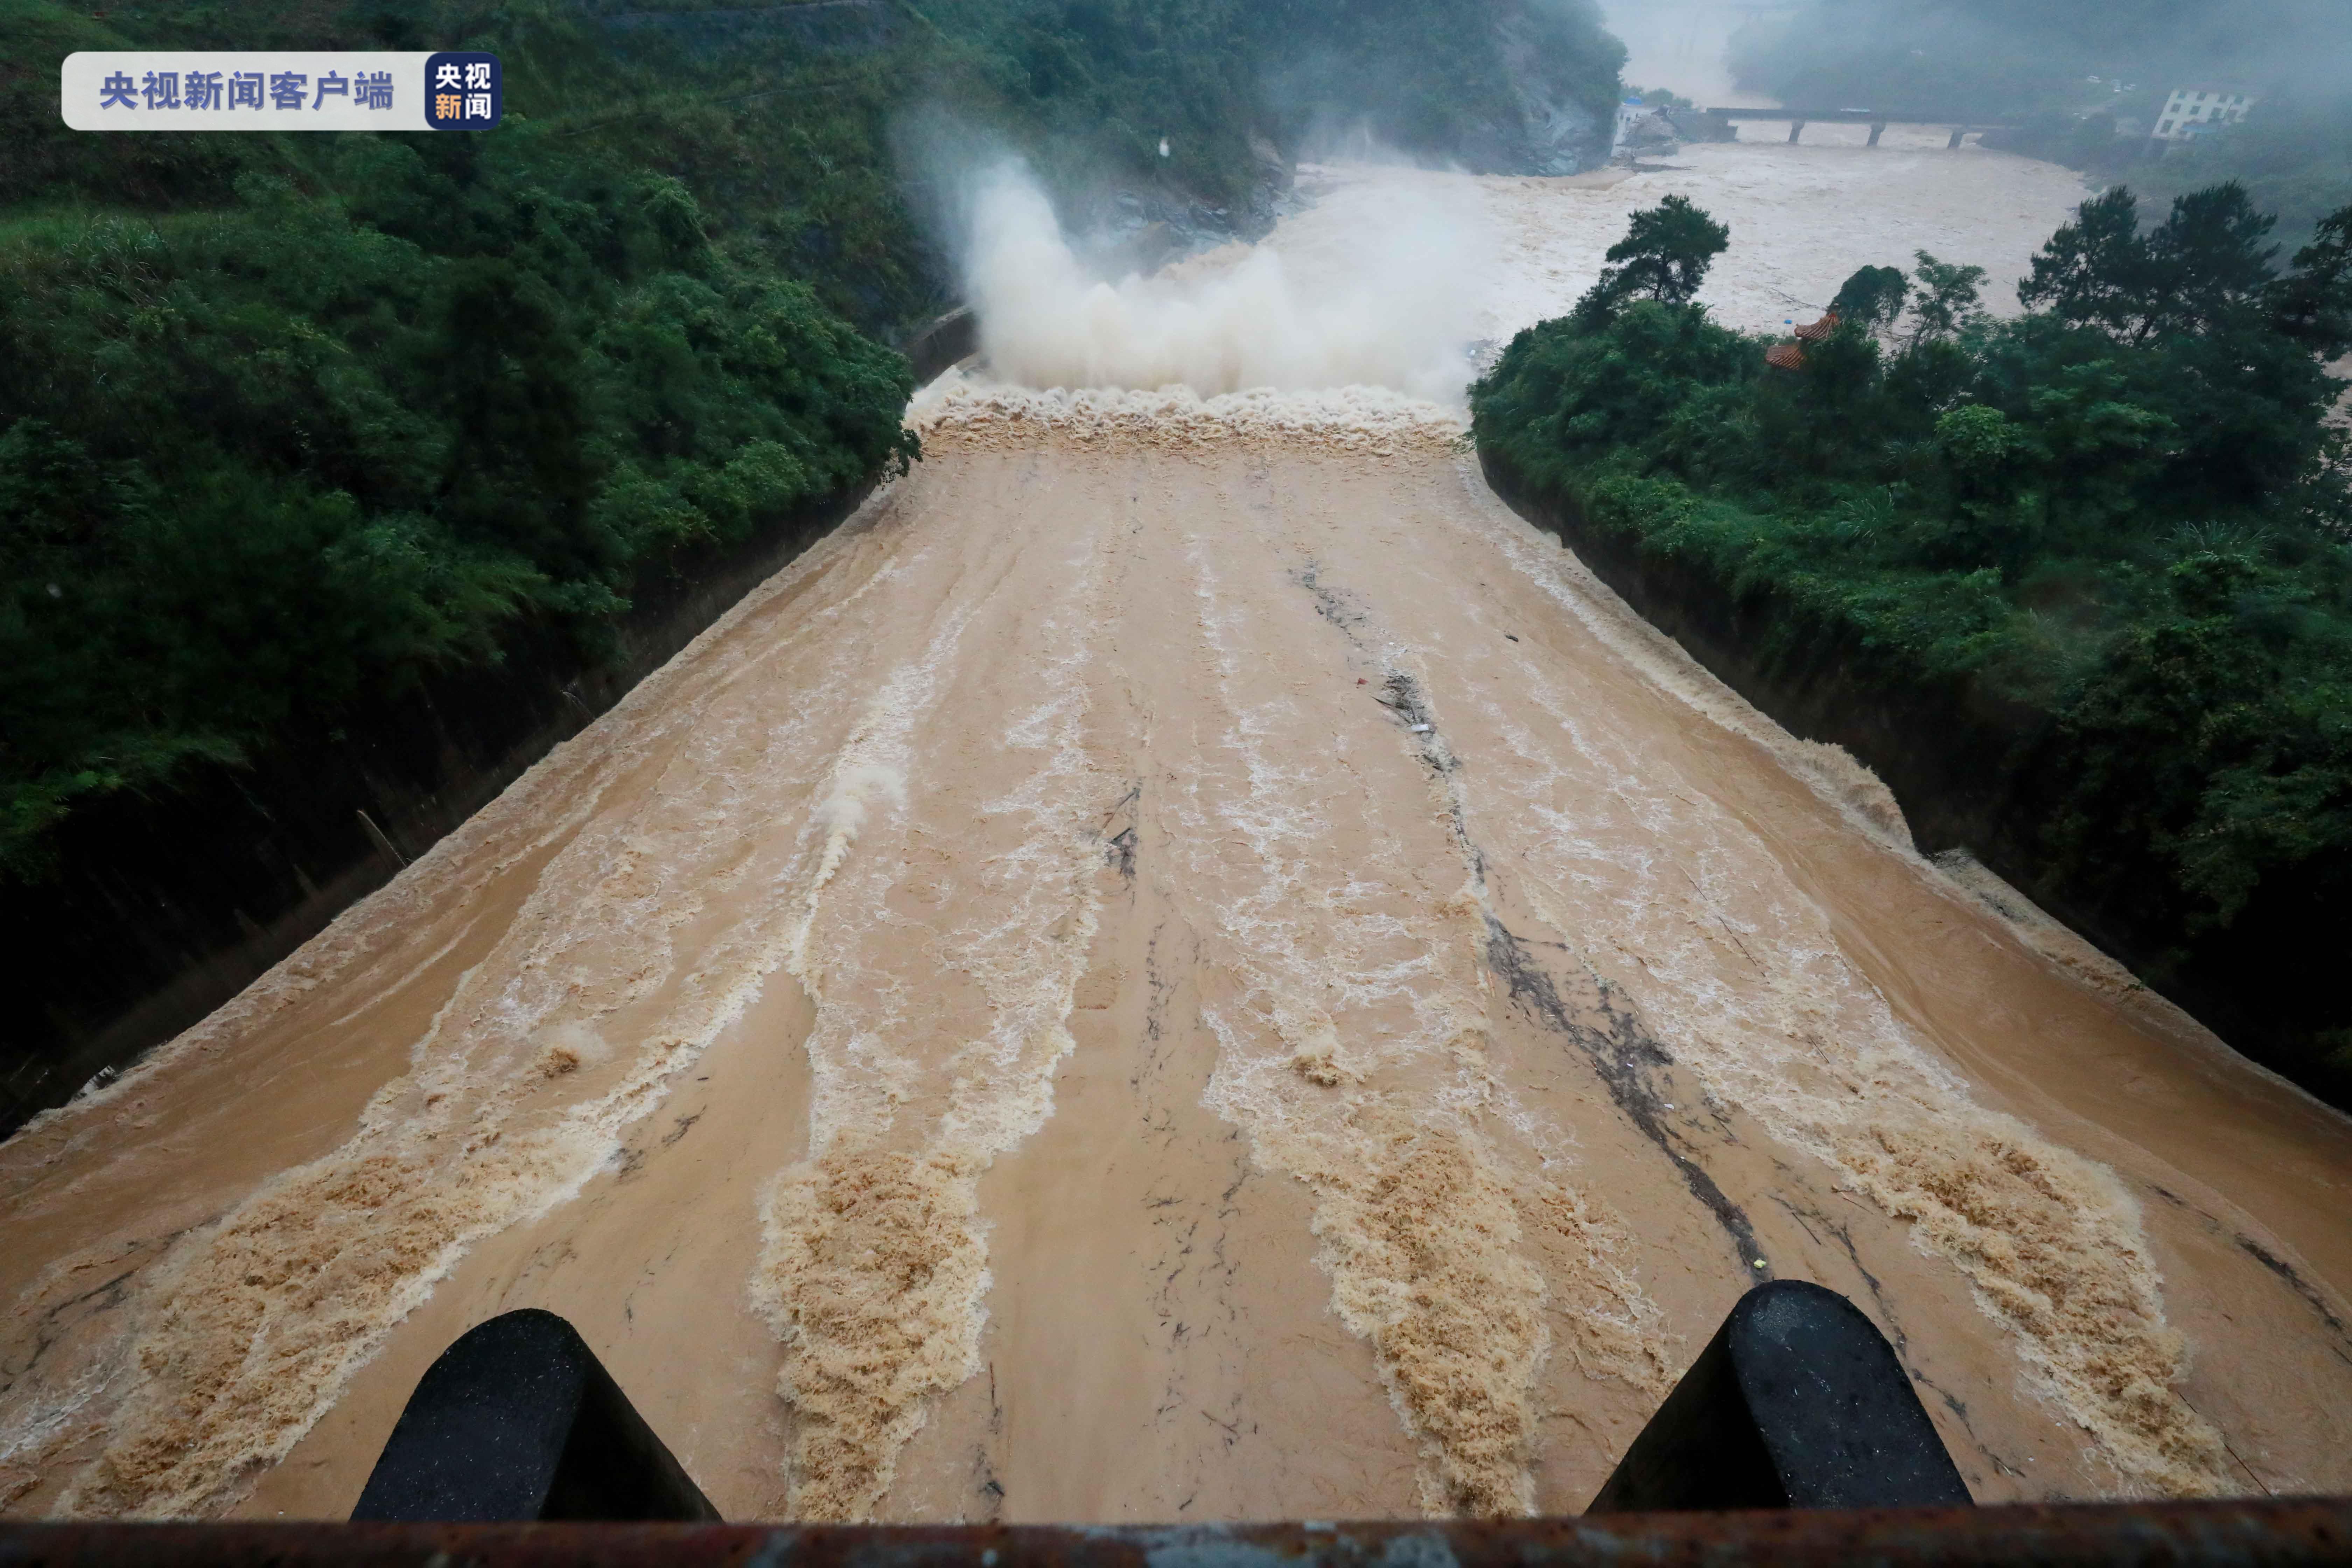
[1700,106,2018,147]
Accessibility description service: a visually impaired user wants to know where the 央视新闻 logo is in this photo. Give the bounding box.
[425,52,500,129]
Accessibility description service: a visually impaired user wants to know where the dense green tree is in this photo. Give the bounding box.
[2024,182,2281,343]
[1830,265,1910,334]
[0,124,919,881]
[1570,195,1731,327]
[2266,206,2352,357]
[1905,251,1990,345]
[2017,187,2158,337]
[2146,182,2281,334]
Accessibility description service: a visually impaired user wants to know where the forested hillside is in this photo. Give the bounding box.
[0,0,1627,1128]
[1474,187,2352,1105]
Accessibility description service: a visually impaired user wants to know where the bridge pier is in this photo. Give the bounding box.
[1867,121,1885,146]
[1947,126,1966,149]
[1787,120,1806,143]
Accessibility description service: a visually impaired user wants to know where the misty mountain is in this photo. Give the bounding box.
[1731,0,2344,115]
[1729,0,2352,247]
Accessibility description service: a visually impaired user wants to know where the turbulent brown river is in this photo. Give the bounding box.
[6,144,2352,1524]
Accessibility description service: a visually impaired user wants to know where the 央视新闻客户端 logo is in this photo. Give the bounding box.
[61,52,436,130]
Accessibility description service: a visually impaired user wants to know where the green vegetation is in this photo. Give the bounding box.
[0,153,919,875]
[0,4,925,882]
[1,0,1629,888]
[1569,194,1729,326]
[1473,189,2352,1101]
[2122,93,2352,261]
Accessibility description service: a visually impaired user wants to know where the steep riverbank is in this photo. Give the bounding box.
[0,477,879,1136]
[0,307,982,1139]
[1472,447,2340,1100]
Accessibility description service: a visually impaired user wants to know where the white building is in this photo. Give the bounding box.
[2153,86,2258,141]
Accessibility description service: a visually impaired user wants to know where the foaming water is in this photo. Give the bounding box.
[1444,467,2235,1493]
[1171,535,1668,1513]
[962,164,1485,403]
[3,502,913,1517]
[909,375,1466,456]
[751,519,1117,1519]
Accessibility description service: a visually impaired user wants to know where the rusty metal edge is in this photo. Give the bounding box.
[3,1501,2350,1568]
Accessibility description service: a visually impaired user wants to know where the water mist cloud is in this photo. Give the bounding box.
[961,162,1487,404]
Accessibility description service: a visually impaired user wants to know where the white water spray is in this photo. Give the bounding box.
[961,162,1488,403]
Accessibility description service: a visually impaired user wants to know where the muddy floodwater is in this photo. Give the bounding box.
[5,142,2351,1524]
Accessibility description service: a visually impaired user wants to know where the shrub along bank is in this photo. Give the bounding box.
[1472,186,2352,1105]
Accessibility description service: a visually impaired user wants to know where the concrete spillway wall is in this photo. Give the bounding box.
[0,473,883,1138]
[1475,447,2325,1095]
[1,302,966,1137]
